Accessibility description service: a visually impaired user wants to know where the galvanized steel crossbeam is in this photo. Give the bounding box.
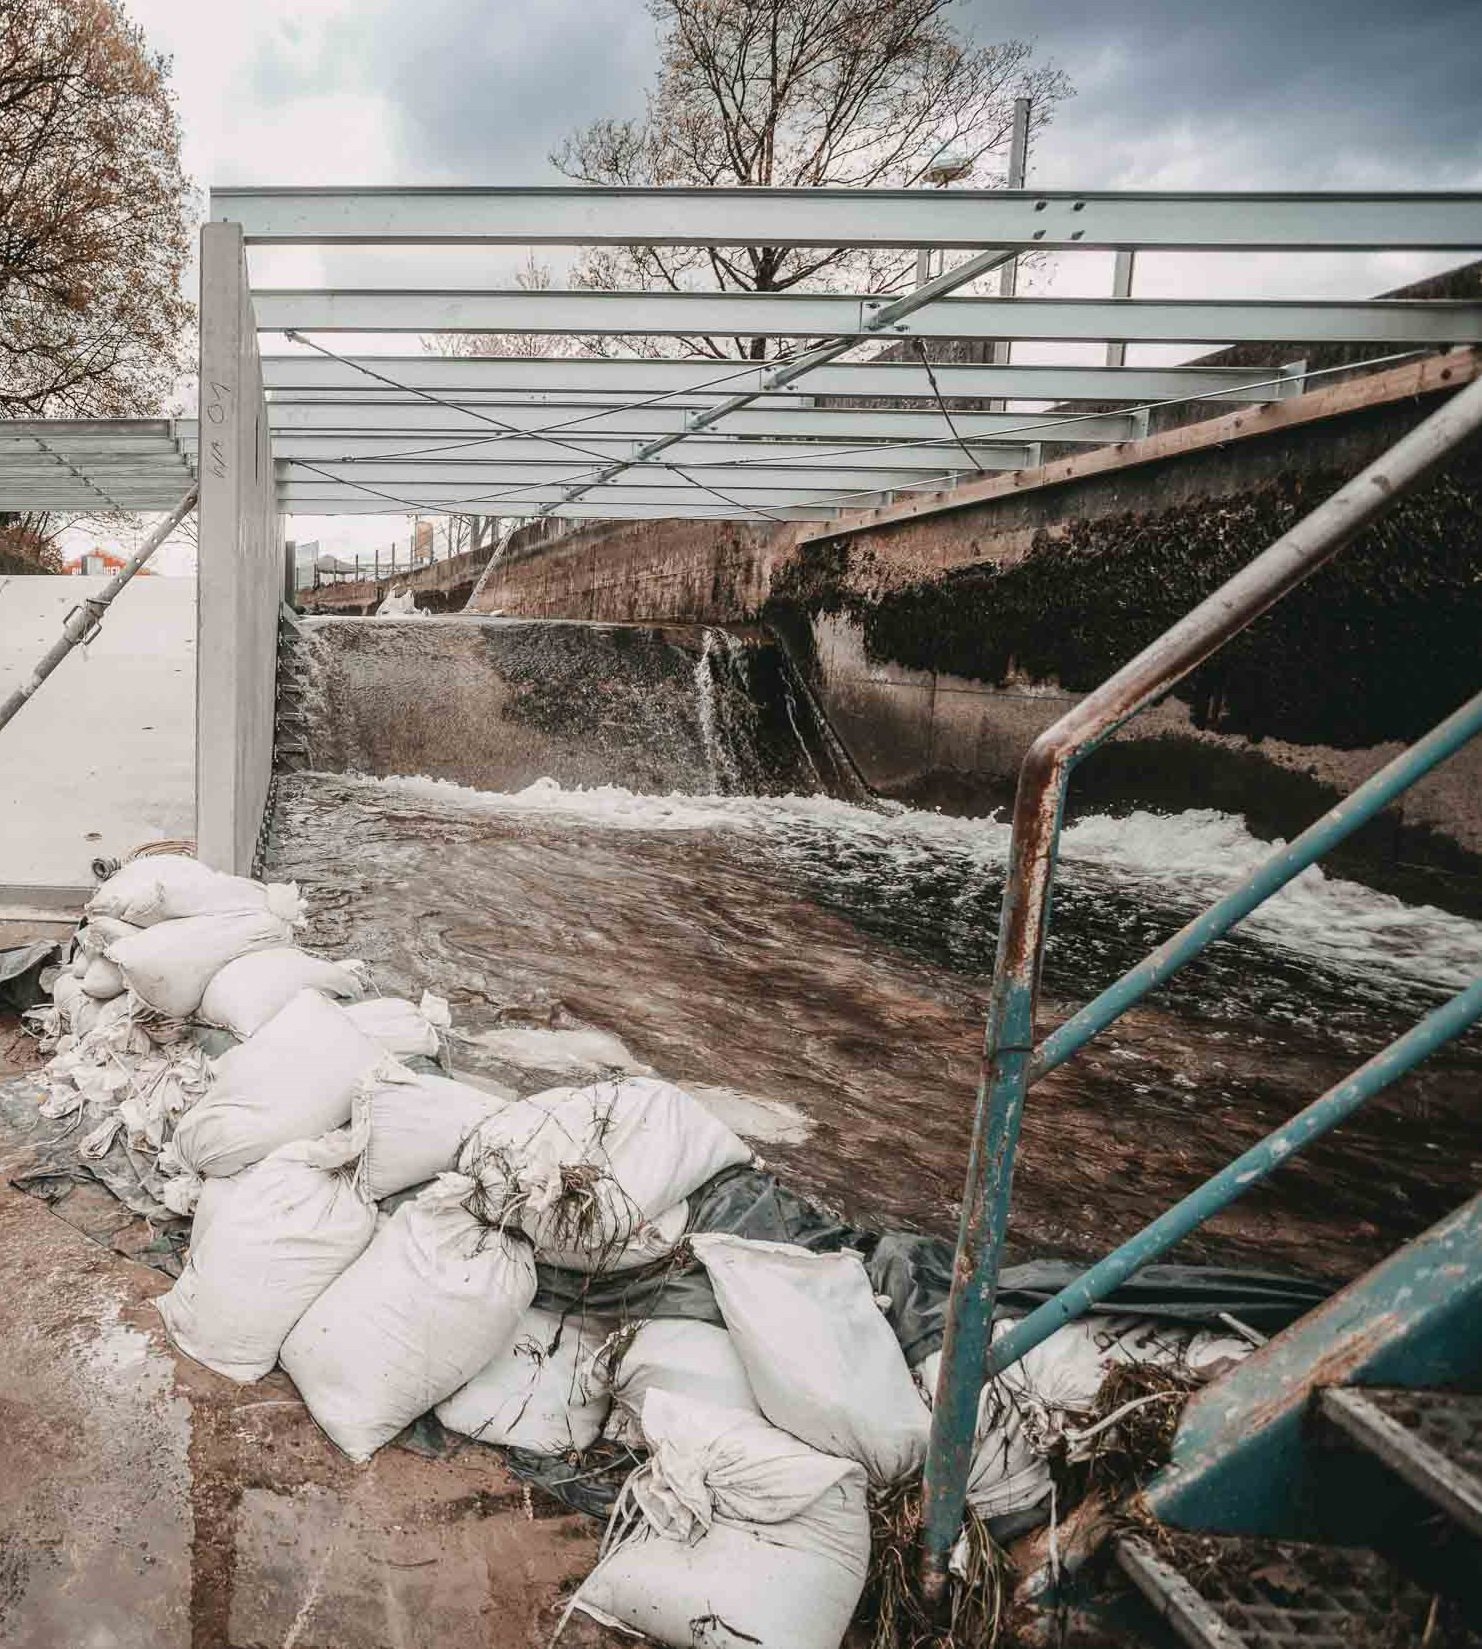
[241,405,1139,443]
[252,289,1482,345]
[259,355,1291,404]
[240,435,1028,468]
[213,186,1482,251]
[0,417,197,511]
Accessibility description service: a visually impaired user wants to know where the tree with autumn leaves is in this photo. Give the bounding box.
[1,0,193,565]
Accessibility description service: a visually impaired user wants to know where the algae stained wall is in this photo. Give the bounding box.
[473,385,1482,905]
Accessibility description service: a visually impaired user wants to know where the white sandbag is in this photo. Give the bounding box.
[156,1131,375,1382]
[344,991,451,1058]
[198,946,368,1038]
[52,971,94,1033]
[80,954,126,1001]
[353,1064,508,1201]
[77,915,138,957]
[164,990,382,1187]
[89,853,304,927]
[604,1318,759,1449]
[458,1077,750,1269]
[108,909,294,1018]
[692,1235,930,1484]
[916,1315,1251,1521]
[436,1305,611,1453]
[280,1173,537,1462]
[575,1390,869,1649]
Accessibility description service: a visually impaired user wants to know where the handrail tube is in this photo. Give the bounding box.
[918,368,1482,1594]
[986,974,1482,1380]
[1032,686,1482,1080]
[0,485,199,735]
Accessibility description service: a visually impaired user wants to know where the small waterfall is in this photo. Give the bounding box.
[779,669,825,795]
[693,627,743,793]
[279,614,864,802]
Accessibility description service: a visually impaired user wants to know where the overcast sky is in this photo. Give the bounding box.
[107,0,1482,561]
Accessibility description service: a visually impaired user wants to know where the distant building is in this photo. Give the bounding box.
[72,551,150,577]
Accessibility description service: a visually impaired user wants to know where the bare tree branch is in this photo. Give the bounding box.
[546,0,1072,358]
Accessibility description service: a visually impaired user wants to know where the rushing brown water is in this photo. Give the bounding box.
[265,766,1482,1284]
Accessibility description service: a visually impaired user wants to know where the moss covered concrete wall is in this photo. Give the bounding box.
[467,381,1482,907]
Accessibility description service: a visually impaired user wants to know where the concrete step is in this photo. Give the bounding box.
[1116,1531,1460,1649]
[1321,1387,1482,1541]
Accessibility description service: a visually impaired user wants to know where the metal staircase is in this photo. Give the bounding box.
[1122,1187,1482,1641]
[908,366,1482,1634]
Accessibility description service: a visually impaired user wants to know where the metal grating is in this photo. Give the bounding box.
[1117,1532,1453,1649]
[0,418,196,512]
[1322,1386,1482,1540]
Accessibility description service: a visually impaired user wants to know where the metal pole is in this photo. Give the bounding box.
[996,98,1031,309]
[917,366,1482,1596]
[989,974,1482,1378]
[0,485,198,735]
[1105,249,1137,369]
[988,97,1032,411]
[1034,685,1482,1079]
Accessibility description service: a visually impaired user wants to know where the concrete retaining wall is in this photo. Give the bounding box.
[470,358,1482,907]
[299,544,489,616]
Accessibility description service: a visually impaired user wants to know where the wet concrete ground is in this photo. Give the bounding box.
[0,1032,625,1649]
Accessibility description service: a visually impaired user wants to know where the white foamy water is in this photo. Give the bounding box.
[361,773,1482,997]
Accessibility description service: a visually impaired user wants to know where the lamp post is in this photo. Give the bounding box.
[915,152,974,287]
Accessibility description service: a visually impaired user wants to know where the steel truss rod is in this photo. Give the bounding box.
[256,289,1482,345]
[539,241,1040,517]
[235,405,1138,442]
[278,479,906,504]
[277,496,833,520]
[213,186,1482,251]
[255,441,1032,473]
[259,356,1293,404]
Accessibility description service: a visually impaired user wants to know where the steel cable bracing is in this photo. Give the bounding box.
[280,330,618,468]
[272,342,821,466]
[910,338,987,474]
[279,346,1436,521]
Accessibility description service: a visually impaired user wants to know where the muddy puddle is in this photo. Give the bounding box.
[265,770,1482,1284]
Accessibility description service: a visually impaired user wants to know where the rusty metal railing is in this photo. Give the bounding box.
[917,369,1482,1594]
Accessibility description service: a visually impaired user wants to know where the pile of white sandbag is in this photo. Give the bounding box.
[21,855,1258,1649]
[25,853,452,1218]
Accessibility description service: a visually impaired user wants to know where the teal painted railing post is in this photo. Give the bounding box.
[986,976,1482,1379]
[918,742,1071,1596]
[917,371,1482,1594]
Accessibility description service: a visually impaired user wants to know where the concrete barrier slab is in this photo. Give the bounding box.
[0,575,195,907]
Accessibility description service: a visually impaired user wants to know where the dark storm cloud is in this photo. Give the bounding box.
[311,0,660,183]
[239,0,1480,191]
[957,0,1482,187]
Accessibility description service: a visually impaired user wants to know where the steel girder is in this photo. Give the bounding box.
[253,289,1482,345]
[213,186,1482,251]
[258,355,1293,403]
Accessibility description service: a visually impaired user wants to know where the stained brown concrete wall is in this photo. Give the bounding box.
[299,544,488,615]
[472,516,782,624]
[468,366,1482,908]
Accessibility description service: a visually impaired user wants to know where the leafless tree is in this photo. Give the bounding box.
[430,252,579,361]
[552,0,1071,358]
[0,514,61,571]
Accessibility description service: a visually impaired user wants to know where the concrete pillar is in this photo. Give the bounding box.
[196,221,281,873]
